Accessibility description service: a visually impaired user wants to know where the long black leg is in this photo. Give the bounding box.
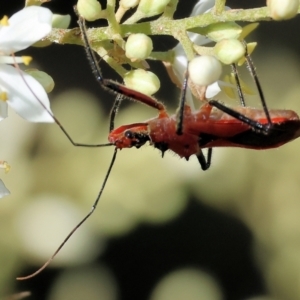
[231,63,246,107]
[198,60,248,169]
[197,148,212,170]
[78,16,166,113]
[244,43,272,126]
[208,45,274,135]
[176,71,214,170]
[209,100,270,134]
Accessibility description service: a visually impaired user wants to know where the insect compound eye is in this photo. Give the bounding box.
[125,130,134,139]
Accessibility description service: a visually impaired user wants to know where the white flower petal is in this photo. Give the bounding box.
[0,64,54,122]
[0,101,8,121]
[191,0,216,16]
[0,180,10,198]
[173,45,188,82]
[0,6,52,54]
[205,81,222,98]
[189,0,215,45]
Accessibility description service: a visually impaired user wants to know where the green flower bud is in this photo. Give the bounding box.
[124,69,160,96]
[188,56,222,86]
[25,69,55,93]
[52,14,71,29]
[206,22,242,42]
[214,39,245,65]
[77,0,102,21]
[125,34,153,61]
[267,0,299,20]
[137,0,171,17]
[120,0,140,9]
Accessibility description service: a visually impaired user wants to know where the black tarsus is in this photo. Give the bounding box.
[197,148,212,170]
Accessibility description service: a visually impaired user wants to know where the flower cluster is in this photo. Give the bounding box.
[0,6,54,196]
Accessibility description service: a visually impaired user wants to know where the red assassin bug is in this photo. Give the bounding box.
[17,16,300,280]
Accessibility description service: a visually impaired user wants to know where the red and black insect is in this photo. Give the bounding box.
[17,16,300,280]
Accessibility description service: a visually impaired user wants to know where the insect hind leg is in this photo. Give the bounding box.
[208,100,271,134]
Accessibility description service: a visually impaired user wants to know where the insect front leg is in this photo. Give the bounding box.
[78,15,168,118]
[176,72,189,136]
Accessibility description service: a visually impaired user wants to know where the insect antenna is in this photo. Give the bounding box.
[12,54,113,148]
[16,147,117,280]
[11,19,121,279]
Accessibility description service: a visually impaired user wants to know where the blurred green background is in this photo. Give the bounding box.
[2,1,300,299]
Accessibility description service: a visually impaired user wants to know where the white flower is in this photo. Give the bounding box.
[0,6,54,122]
[172,0,222,103]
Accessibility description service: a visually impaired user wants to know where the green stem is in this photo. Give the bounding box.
[46,7,277,46]
[95,45,128,77]
[148,51,174,62]
[106,0,125,48]
[44,5,300,80]
[213,0,226,15]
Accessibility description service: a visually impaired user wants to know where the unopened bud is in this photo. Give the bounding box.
[188,56,222,86]
[267,0,299,20]
[77,0,102,21]
[214,39,245,65]
[125,34,153,61]
[137,0,171,17]
[206,22,242,42]
[124,69,160,96]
